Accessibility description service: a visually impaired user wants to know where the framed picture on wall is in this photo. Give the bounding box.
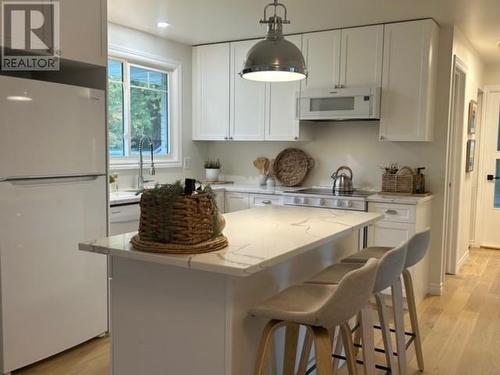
[468,100,478,134]
[466,139,476,172]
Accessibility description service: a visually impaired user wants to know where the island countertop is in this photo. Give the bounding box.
[80,206,383,277]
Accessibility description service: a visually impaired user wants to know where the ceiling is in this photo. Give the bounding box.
[108,0,500,64]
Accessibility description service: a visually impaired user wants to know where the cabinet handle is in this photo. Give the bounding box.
[379,135,385,140]
[294,136,298,140]
[230,137,234,140]
[224,137,228,140]
[385,209,398,215]
[262,200,272,205]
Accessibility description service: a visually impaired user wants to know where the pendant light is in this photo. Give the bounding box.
[240,0,307,82]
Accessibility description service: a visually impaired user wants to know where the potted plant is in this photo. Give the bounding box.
[204,159,221,181]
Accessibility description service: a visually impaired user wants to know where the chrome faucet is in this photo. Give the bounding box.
[137,136,156,190]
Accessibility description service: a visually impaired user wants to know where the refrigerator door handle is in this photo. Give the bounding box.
[2,174,105,186]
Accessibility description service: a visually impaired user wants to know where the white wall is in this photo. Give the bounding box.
[107,23,208,187]
[451,27,484,268]
[207,25,456,294]
[484,63,500,85]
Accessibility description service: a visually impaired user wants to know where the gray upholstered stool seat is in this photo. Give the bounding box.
[307,262,363,285]
[249,284,339,326]
[341,246,391,263]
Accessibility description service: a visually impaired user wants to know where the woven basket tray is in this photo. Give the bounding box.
[382,166,416,194]
[138,191,216,245]
[131,234,228,255]
[273,148,315,187]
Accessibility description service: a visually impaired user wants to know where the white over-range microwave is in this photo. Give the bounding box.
[297,87,381,121]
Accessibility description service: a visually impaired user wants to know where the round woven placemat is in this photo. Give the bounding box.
[130,234,228,255]
[273,148,314,187]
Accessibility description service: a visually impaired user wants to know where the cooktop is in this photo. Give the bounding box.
[285,188,374,198]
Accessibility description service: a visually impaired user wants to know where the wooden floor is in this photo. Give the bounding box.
[13,248,500,375]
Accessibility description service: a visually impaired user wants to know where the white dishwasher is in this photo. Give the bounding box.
[109,203,140,235]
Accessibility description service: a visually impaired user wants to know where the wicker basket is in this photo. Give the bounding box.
[382,166,416,194]
[138,191,216,245]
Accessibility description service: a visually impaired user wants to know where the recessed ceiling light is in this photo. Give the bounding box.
[157,21,170,28]
[6,95,32,102]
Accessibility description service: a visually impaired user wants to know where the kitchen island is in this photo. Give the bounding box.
[80,206,382,375]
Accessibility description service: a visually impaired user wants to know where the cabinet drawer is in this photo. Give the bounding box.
[249,194,283,207]
[368,202,416,223]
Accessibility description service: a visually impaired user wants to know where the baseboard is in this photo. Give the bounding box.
[427,282,443,296]
[457,250,470,272]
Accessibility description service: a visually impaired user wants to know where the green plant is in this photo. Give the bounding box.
[204,158,221,169]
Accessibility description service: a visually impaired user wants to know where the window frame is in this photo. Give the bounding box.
[108,45,182,169]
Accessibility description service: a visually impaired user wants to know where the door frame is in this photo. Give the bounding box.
[443,55,468,275]
[474,85,500,248]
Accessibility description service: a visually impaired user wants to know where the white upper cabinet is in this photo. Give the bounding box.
[380,19,439,142]
[230,40,268,140]
[192,43,231,140]
[58,0,107,66]
[340,25,384,88]
[302,30,341,89]
[267,34,304,141]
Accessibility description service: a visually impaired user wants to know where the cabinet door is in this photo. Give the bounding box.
[58,0,106,66]
[367,220,415,248]
[224,192,249,213]
[302,30,341,89]
[340,25,383,88]
[267,35,303,141]
[230,40,268,140]
[380,20,439,141]
[192,44,231,140]
[214,191,225,213]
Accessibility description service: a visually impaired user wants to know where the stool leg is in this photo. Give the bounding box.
[403,269,424,371]
[353,313,362,357]
[392,278,407,375]
[284,323,300,375]
[360,306,375,375]
[331,326,342,375]
[313,326,334,375]
[340,322,358,375]
[374,293,398,375]
[254,320,284,375]
[297,329,313,375]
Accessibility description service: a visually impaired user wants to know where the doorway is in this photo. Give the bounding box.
[443,56,467,275]
[476,86,500,249]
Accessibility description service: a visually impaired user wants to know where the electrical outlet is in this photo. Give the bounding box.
[183,157,192,170]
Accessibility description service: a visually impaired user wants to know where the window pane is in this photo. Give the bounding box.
[130,87,168,155]
[108,81,125,157]
[495,159,500,209]
[130,66,167,90]
[108,59,123,81]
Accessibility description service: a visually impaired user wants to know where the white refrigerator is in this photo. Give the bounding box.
[0,76,108,373]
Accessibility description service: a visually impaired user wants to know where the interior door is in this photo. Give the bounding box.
[0,176,108,372]
[480,90,500,248]
[0,76,106,177]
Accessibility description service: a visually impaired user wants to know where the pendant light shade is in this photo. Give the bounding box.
[240,0,307,82]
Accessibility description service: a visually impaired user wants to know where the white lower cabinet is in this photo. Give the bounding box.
[367,200,432,303]
[214,190,225,213]
[224,192,284,213]
[249,194,283,207]
[224,192,250,213]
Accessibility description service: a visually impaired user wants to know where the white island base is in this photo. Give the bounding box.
[81,206,382,375]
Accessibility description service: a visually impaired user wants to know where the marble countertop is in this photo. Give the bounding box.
[80,206,383,277]
[109,185,433,206]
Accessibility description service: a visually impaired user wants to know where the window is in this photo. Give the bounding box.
[108,56,180,167]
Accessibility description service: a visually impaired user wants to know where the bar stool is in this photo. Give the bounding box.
[250,258,379,375]
[303,241,408,375]
[341,228,431,373]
